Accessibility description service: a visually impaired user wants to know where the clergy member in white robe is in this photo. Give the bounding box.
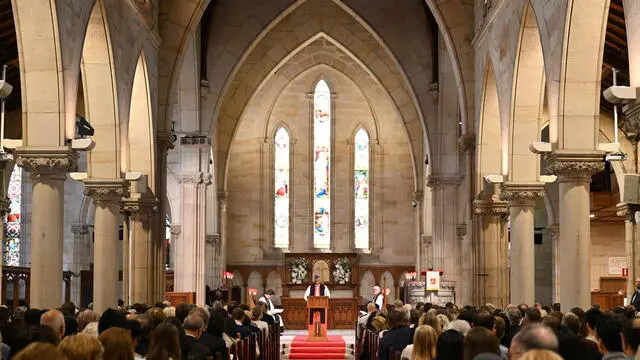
[372,285,384,310]
[257,289,283,328]
[304,275,331,325]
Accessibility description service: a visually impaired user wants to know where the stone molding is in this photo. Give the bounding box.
[205,234,219,245]
[71,223,90,235]
[0,197,11,217]
[121,196,159,217]
[427,174,461,188]
[458,133,476,154]
[546,225,560,241]
[456,224,467,238]
[202,173,213,186]
[177,172,203,185]
[156,131,176,153]
[544,151,605,182]
[84,179,129,206]
[170,224,182,236]
[15,147,79,178]
[473,200,509,221]
[617,203,640,223]
[500,183,545,207]
[413,191,423,203]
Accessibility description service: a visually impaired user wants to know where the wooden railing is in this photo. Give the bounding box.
[1,267,74,310]
[226,323,280,360]
[360,328,403,360]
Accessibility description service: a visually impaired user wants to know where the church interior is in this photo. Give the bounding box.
[1,0,639,332]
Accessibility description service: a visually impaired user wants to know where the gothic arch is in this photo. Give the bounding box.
[360,270,375,303]
[380,271,395,303]
[247,271,264,296]
[265,271,283,298]
[476,59,503,191]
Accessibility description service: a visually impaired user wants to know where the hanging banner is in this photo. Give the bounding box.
[426,271,440,291]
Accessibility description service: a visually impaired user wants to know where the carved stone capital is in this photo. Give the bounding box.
[546,225,560,241]
[617,203,640,223]
[500,183,545,207]
[121,196,159,217]
[71,223,90,236]
[458,133,476,154]
[544,151,605,182]
[205,234,219,245]
[156,131,176,153]
[456,223,468,238]
[427,175,461,188]
[473,200,509,221]
[15,147,79,179]
[202,173,213,186]
[84,179,129,206]
[413,191,423,203]
[170,224,181,237]
[177,172,203,185]
[0,197,11,217]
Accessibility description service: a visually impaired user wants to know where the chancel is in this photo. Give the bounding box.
[0,0,639,359]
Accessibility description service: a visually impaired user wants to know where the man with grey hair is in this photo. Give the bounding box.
[183,314,210,360]
[446,319,471,336]
[509,324,559,360]
[40,309,65,341]
[192,307,228,360]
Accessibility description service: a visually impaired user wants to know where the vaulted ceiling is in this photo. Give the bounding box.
[601,0,628,113]
[0,0,19,113]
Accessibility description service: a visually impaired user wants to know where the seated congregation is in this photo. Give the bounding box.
[358,300,640,360]
[0,300,279,360]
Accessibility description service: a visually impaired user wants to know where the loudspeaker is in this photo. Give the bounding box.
[623,174,640,204]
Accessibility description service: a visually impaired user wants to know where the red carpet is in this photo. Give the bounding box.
[286,335,351,359]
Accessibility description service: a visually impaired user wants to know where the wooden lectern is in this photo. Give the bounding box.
[307,296,329,341]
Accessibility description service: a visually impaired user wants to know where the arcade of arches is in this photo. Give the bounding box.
[0,0,639,313]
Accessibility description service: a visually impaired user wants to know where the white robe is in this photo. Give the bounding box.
[258,296,284,327]
[303,284,331,301]
[372,292,384,309]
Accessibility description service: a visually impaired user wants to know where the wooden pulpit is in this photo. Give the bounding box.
[307,296,329,341]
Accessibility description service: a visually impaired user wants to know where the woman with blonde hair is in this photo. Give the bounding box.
[14,343,68,360]
[99,327,134,360]
[519,349,563,360]
[400,325,437,360]
[419,312,443,335]
[58,333,104,360]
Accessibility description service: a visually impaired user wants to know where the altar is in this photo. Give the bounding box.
[281,253,360,330]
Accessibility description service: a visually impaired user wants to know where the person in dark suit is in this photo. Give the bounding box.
[190,307,228,360]
[182,314,211,360]
[377,310,413,360]
[232,308,252,339]
[630,278,640,310]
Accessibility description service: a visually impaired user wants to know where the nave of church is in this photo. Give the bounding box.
[1,0,640,358]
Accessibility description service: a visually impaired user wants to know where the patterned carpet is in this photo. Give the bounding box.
[281,331,356,360]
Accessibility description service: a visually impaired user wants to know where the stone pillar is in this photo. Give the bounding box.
[459,133,476,306]
[617,204,639,298]
[218,192,228,285]
[16,148,78,309]
[121,215,130,306]
[205,234,218,292]
[414,192,423,273]
[84,180,127,313]
[427,175,460,288]
[170,225,181,271]
[500,183,544,305]
[155,133,174,302]
[545,152,604,309]
[546,225,560,303]
[121,196,158,305]
[0,197,10,300]
[70,223,90,305]
[175,172,208,304]
[473,200,509,307]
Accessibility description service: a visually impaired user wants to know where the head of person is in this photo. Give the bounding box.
[636,278,640,290]
[144,308,166,329]
[147,322,181,360]
[494,316,506,341]
[367,302,377,314]
[409,309,420,326]
[77,310,99,333]
[99,327,133,360]
[98,309,126,334]
[250,306,263,321]
[509,324,559,360]
[64,316,79,337]
[412,325,437,360]
[472,310,494,331]
[552,303,561,312]
[561,312,581,335]
[58,333,104,360]
[387,309,408,329]
[175,303,195,324]
[584,308,603,333]
[14,343,68,360]
[541,315,560,331]
[126,319,141,347]
[41,310,66,341]
[314,274,321,284]
[232,307,246,322]
[162,307,175,319]
[596,314,626,354]
[518,349,563,360]
[517,304,529,317]
[265,289,275,299]
[437,329,464,360]
[446,319,471,336]
[524,308,542,325]
[622,319,640,356]
[189,307,210,328]
[183,314,205,339]
[373,285,381,295]
[463,327,500,360]
[60,301,76,317]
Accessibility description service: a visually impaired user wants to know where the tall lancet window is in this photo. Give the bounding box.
[354,128,370,249]
[274,127,290,248]
[313,80,331,249]
[4,165,21,266]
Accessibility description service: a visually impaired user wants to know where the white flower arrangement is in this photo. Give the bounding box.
[333,257,352,283]
[290,258,308,284]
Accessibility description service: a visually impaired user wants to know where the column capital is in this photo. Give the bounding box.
[84,179,129,206]
[176,172,203,185]
[500,183,545,207]
[205,234,219,245]
[413,191,423,203]
[121,196,159,216]
[617,203,640,223]
[546,225,560,240]
[15,147,79,178]
[456,223,468,238]
[544,150,605,182]
[458,133,476,153]
[202,173,213,186]
[0,197,11,217]
[71,223,90,235]
[427,174,461,188]
[156,131,176,153]
[473,199,509,220]
[170,224,181,236]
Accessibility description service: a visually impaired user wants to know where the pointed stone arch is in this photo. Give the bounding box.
[380,270,395,303]
[265,270,283,300]
[360,270,375,304]
[477,59,503,190]
[247,271,264,296]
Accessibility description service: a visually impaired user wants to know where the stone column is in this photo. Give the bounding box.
[121,196,158,305]
[84,179,127,313]
[70,223,90,305]
[175,172,208,304]
[473,200,509,307]
[500,183,544,305]
[218,192,228,285]
[0,197,10,300]
[545,152,604,309]
[546,225,560,303]
[617,204,640,298]
[121,215,130,306]
[205,234,218,292]
[459,133,476,306]
[16,148,78,309]
[155,133,174,302]
[427,175,460,288]
[414,192,423,273]
[170,225,181,271]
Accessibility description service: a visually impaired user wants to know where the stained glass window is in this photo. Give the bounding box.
[274,127,290,248]
[354,128,369,249]
[4,165,21,266]
[313,80,331,248]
